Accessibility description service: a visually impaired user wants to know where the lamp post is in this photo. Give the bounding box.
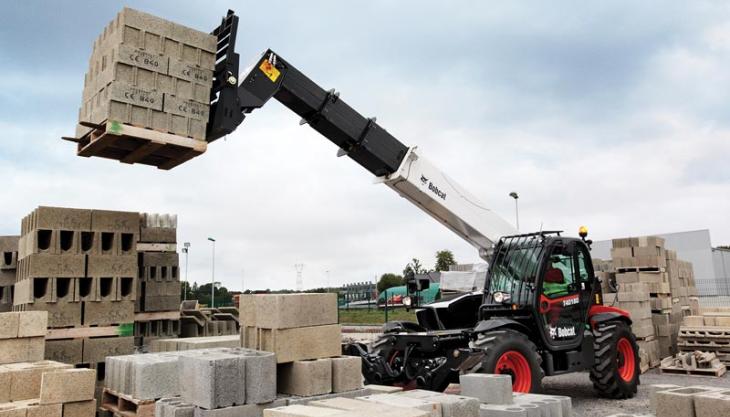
[509,191,519,231]
[208,237,216,308]
[182,242,190,301]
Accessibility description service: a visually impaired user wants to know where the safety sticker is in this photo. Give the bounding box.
[259,60,280,82]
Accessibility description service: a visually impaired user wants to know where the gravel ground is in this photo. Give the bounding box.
[542,369,730,417]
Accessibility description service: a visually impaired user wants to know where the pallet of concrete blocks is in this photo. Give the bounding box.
[659,350,727,376]
[459,373,572,417]
[240,293,342,363]
[0,236,19,312]
[677,322,730,366]
[66,7,216,170]
[652,385,730,417]
[0,369,97,417]
[606,282,658,371]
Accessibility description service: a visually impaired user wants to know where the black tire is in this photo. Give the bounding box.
[590,321,640,399]
[471,330,544,393]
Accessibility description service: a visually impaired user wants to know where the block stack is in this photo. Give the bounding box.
[607,236,699,368]
[679,308,730,366]
[180,304,239,338]
[241,293,361,399]
[0,236,19,312]
[13,207,136,384]
[76,7,215,141]
[134,213,181,348]
[0,310,96,417]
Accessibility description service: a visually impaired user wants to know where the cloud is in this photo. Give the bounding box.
[1,1,730,291]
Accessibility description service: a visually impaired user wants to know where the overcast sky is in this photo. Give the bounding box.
[1,1,729,291]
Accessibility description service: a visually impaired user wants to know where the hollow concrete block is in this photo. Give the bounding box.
[277,359,332,397]
[655,386,725,417]
[358,394,440,417]
[460,374,513,405]
[39,369,96,404]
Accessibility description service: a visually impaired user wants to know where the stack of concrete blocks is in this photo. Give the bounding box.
[679,310,730,366]
[0,367,97,417]
[592,257,614,295]
[240,293,357,399]
[606,236,699,368]
[0,311,47,365]
[0,310,95,417]
[459,373,572,417]
[135,213,181,348]
[76,7,215,140]
[13,207,137,402]
[0,236,19,312]
[149,335,241,352]
[652,385,730,417]
[180,306,239,338]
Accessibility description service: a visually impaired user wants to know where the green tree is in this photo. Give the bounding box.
[403,258,427,276]
[377,273,404,293]
[434,250,457,272]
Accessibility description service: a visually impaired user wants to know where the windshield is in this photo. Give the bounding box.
[486,235,545,305]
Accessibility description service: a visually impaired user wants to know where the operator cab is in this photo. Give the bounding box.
[481,232,597,351]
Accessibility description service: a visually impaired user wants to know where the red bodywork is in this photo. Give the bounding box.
[588,304,631,327]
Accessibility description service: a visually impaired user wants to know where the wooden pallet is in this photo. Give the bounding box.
[101,388,155,417]
[679,327,730,338]
[660,365,727,377]
[46,323,134,340]
[136,243,177,252]
[63,120,207,170]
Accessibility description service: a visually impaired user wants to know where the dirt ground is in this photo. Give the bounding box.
[543,368,730,417]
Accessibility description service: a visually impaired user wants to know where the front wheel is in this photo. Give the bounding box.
[471,330,544,393]
[590,321,640,399]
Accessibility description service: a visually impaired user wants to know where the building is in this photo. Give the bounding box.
[591,229,729,296]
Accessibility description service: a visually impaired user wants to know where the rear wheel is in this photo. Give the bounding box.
[472,330,544,393]
[590,321,640,399]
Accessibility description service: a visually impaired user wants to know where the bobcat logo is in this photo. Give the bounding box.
[420,175,428,185]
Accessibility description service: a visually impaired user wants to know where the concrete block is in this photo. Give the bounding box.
[257,325,341,364]
[649,384,681,413]
[460,373,513,405]
[0,365,10,402]
[363,385,402,394]
[19,253,86,278]
[278,359,332,397]
[263,405,342,417]
[180,352,246,409]
[91,210,139,233]
[479,404,528,417]
[21,301,81,328]
[18,311,48,337]
[330,357,362,393]
[0,337,45,364]
[45,339,83,364]
[193,399,287,417]
[254,294,338,330]
[133,354,180,400]
[0,404,26,417]
[397,390,480,417]
[0,311,19,339]
[83,300,134,326]
[61,401,95,417]
[307,397,389,412]
[695,391,730,417]
[28,207,92,231]
[82,336,134,363]
[139,227,177,244]
[283,388,371,406]
[513,394,569,417]
[237,349,276,404]
[16,400,61,417]
[358,394,441,417]
[655,386,724,417]
[6,361,72,401]
[40,368,96,404]
[87,255,137,277]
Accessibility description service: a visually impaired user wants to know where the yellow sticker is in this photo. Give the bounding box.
[259,60,280,82]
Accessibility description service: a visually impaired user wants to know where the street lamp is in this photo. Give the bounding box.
[182,242,190,301]
[509,191,519,231]
[208,237,216,308]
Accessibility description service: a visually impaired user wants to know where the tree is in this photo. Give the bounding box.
[434,250,457,272]
[377,273,404,293]
[403,258,427,276]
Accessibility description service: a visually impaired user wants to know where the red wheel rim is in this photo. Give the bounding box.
[495,351,532,392]
[617,338,635,382]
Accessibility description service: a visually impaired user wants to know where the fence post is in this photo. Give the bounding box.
[384,289,388,323]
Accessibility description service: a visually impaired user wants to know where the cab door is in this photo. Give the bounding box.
[537,240,584,348]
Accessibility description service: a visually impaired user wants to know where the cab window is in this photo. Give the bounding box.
[542,246,577,299]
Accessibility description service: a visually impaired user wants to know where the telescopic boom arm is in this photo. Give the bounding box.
[208,11,517,259]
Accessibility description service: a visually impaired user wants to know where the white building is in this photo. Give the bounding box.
[591,229,729,296]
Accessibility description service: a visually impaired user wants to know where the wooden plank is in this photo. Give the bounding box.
[660,366,726,377]
[134,311,180,322]
[78,131,115,157]
[121,141,164,164]
[157,148,204,170]
[112,122,207,152]
[136,243,177,252]
[46,325,121,340]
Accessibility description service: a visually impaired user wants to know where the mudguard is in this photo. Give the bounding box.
[588,305,632,326]
[382,321,427,334]
[473,317,533,338]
